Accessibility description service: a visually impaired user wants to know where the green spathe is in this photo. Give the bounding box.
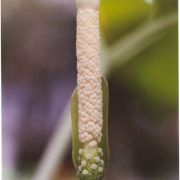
[71,76,109,180]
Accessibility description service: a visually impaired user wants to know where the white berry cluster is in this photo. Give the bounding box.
[76,9,102,146]
[77,147,104,176]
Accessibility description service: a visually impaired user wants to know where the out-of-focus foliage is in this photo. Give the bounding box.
[100,0,178,109]
[112,25,178,108]
[156,0,178,16]
[100,0,177,44]
[100,0,156,44]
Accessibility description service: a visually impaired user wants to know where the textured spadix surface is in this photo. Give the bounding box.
[71,77,109,180]
[76,9,102,146]
[76,0,100,10]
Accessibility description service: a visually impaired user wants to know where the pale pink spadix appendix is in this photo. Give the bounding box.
[76,8,103,148]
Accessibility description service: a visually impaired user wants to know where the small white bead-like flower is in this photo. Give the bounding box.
[82,169,89,175]
[94,156,100,163]
[81,160,87,167]
[97,148,102,153]
[100,159,104,166]
[79,149,83,155]
[98,167,103,173]
[86,153,92,159]
[88,140,97,148]
[91,163,97,170]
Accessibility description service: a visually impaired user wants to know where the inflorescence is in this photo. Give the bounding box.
[76,1,104,177]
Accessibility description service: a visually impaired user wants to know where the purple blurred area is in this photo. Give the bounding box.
[107,78,178,179]
[2,0,77,173]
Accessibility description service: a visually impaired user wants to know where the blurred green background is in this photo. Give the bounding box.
[2,0,178,179]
